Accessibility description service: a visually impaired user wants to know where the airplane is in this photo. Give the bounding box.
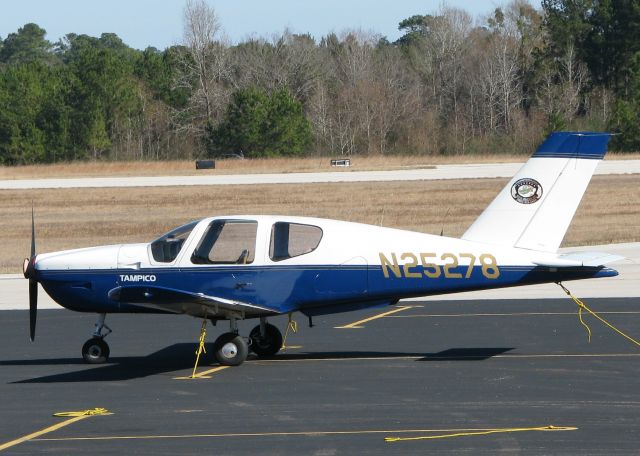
[22,131,623,367]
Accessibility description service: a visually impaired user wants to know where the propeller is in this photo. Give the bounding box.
[23,207,38,341]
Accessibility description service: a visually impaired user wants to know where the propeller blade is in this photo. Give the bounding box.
[28,205,38,341]
[31,206,36,258]
[29,278,37,341]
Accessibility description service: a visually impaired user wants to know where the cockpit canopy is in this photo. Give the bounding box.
[150,217,324,265]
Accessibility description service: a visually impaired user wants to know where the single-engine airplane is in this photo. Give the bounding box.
[23,132,623,366]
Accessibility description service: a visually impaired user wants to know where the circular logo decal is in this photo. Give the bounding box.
[511,178,543,204]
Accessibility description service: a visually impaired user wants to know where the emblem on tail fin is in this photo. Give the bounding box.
[511,178,543,204]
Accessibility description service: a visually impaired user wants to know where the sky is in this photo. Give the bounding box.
[0,0,534,50]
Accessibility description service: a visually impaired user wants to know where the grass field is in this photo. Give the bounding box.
[0,174,637,273]
[1,153,640,180]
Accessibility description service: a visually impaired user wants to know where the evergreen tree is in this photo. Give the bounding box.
[63,33,142,159]
[135,46,190,108]
[609,52,640,150]
[0,23,54,65]
[209,88,312,157]
[0,62,70,164]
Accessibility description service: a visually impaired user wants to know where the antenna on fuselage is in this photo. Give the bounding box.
[440,207,451,236]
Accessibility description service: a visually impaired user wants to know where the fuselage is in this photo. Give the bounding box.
[32,215,617,318]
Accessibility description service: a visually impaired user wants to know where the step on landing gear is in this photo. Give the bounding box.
[82,313,112,364]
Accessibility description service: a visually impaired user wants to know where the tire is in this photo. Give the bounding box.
[249,323,283,357]
[82,337,110,364]
[213,333,248,366]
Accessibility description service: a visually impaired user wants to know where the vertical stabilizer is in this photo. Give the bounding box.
[462,132,610,252]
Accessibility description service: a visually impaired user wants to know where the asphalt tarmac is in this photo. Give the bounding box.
[1,298,640,455]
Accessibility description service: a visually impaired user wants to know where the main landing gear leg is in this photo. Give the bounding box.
[249,317,283,357]
[82,313,112,364]
[213,315,248,366]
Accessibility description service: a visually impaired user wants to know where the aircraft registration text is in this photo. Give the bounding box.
[379,253,500,280]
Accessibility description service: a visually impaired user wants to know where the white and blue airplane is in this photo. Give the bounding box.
[23,132,622,366]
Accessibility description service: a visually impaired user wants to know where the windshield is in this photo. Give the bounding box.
[150,220,199,263]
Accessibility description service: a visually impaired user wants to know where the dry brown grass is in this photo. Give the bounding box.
[0,156,489,179]
[0,175,637,273]
[1,153,638,180]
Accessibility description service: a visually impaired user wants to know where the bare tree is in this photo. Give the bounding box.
[176,0,231,135]
[232,31,324,103]
[309,31,379,155]
[370,46,421,154]
[472,4,525,136]
[537,43,589,125]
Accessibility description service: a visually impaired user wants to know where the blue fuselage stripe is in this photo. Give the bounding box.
[37,264,617,315]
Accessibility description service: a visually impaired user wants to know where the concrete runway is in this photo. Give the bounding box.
[1,298,640,455]
[1,159,639,189]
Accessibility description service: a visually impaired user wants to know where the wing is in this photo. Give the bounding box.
[108,285,278,319]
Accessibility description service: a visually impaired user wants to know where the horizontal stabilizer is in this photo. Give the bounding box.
[533,251,625,268]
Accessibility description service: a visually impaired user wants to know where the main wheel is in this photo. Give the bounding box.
[82,337,110,364]
[213,333,248,366]
[249,323,283,357]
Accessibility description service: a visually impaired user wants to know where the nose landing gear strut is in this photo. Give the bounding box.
[82,313,112,364]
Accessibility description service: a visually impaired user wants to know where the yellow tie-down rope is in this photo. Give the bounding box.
[191,316,208,378]
[53,408,112,417]
[557,282,640,346]
[281,313,298,351]
[385,425,576,442]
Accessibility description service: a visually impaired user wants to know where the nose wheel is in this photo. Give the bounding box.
[82,337,110,364]
[82,313,112,364]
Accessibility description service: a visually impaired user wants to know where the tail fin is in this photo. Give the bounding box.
[462,132,611,253]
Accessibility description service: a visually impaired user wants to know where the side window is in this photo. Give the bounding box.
[191,220,257,265]
[269,222,323,262]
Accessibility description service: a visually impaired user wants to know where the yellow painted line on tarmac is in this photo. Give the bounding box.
[34,426,570,442]
[0,411,109,452]
[174,365,230,380]
[173,345,304,380]
[335,306,417,329]
[389,311,640,318]
[252,352,640,364]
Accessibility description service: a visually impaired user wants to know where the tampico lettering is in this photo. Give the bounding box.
[119,274,157,282]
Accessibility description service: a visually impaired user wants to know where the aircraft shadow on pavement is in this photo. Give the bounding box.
[6,346,513,383]
[274,347,514,362]
[7,343,199,384]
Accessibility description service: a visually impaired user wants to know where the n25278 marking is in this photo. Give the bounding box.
[379,252,500,280]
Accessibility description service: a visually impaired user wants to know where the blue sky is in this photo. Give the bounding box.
[0,1,534,50]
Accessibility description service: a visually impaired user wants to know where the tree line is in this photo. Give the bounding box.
[1,0,639,164]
